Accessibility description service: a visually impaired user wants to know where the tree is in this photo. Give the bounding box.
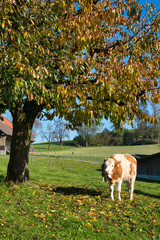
[41,123,55,150]
[123,130,135,145]
[150,102,160,142]
[108,129,123,146]
[0,0,160,182]
[31,119,42,140]
[53,119,70,148]
[74,121,103,147]
[74,124,91,147]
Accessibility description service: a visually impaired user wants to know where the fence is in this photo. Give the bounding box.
[29,153,103,173]
[29,152,103,164]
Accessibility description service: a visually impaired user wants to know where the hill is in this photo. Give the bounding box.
[33,141,160,159]
[33,140,75,152]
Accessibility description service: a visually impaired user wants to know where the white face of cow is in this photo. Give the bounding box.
[104,158,115,178]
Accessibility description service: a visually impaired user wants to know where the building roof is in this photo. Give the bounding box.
[0,115,13,136]
[133,153,160,161]
[0,115,35,142]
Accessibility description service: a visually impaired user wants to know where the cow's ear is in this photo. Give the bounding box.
[115,161,121,167]
[104,158,107,162]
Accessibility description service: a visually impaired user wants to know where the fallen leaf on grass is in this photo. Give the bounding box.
[96,229,105,233]
[86,223,92,228]
[99,211,106,215]
[89,218,98,222]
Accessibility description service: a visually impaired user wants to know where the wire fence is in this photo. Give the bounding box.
[29,153,103,174]
[29,152,103,164]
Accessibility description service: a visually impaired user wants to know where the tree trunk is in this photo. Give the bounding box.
[48,142,51,151]
[60,138,63,148]
[6,101,43,183]
[85,140,89,147]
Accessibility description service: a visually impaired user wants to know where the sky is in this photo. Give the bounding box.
[3,0,160,143]
[145,0,160,9]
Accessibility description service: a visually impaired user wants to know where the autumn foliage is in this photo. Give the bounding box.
[1,0,160,126]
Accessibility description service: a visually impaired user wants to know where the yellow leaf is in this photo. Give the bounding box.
[156,42,159,49]
[113,57,116,63]
[86,223,91,228]
[89,218,97,222]
[46,103,51,111]
[2,22,5,29]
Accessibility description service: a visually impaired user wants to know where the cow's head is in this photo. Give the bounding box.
[104,157,121,179]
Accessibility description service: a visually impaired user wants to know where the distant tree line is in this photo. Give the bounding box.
[73,121,160,147]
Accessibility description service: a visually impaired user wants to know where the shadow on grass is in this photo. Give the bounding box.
[136,177,160,183]
[0,175,6,183]
[135,179,160,199]
[96,169,102,172]
[54,186,102,197]
[135,189,160,200]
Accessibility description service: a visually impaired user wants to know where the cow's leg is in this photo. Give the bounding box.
[110,184,114,200]
[126,181,131,199]
[129,178,135,200]
[117,181,122,201]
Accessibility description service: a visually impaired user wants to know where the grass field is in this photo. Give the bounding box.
[33,141,75,152]
[0,154,160,240]
[33,142,160,163]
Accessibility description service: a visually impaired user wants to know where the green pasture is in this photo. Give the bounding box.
[33,141,74,152]
[0,154,160,240]
[33,142,160,163]
[53,143,160,156]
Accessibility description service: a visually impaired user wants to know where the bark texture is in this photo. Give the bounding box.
[6,101,43,183]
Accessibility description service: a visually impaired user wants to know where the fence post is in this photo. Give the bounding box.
[70,163,72,171]
[62,162,64,170]
[31,156,33,165]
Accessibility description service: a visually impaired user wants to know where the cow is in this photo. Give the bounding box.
[104,154,137,201]
[101,158,108,182]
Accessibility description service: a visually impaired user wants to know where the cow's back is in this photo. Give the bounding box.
[112,154,137,181]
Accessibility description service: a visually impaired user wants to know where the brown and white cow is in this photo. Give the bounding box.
[104,154,137,201]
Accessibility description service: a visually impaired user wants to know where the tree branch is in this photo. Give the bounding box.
[87,86,160,107]
[90,10,160,56]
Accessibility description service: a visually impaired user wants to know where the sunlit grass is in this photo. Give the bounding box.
[33,142,160,158]
[0,155,160,240]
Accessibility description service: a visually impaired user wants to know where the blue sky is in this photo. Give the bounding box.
[145,0,160,9]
